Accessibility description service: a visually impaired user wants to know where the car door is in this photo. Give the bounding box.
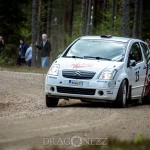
[127,42,146,97]
[140,42,150,96]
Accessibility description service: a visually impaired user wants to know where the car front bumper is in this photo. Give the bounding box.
[45,75,119,102]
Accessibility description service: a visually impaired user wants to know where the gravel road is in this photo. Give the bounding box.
[0,71,150,150]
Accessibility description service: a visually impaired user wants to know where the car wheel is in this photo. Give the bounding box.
[147,91,150,104]
[142,90,150,104]
[46,95,59,107]
[115,79,128,108]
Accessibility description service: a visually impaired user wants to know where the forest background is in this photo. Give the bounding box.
[0,0,149,66]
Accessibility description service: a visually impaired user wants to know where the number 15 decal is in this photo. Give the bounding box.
[135,71,139,82]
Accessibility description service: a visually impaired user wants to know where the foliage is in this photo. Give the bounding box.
[0,44,17,66]
[0,0,150,66]
[94,11,122,36]
[0,0,30,45]
[133,134,144,144]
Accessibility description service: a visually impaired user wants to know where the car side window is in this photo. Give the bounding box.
[140,42,149,60]
[129,42,143,63]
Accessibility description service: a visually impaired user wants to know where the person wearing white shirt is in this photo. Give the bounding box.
[25,44,32,67]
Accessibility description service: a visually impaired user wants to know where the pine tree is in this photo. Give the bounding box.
[32,0,37,67]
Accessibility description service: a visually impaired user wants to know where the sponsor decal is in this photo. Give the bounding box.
[134,68,139,71]
[97,80,107,83]
[48,76,57,79]
[71,63,93,69]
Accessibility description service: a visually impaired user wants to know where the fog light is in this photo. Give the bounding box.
[98,90,104,96]
[50,86,55,92]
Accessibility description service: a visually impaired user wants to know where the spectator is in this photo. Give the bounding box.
[145,39,150,48]
[0,36,5,53]
[17,38,28,66]
[36,34,51,69]
[25,44,32,67]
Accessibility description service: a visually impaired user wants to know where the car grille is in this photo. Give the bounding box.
[62,70,96,80]
[57,86,96,95]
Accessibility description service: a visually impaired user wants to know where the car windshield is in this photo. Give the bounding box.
[64,39,126,61]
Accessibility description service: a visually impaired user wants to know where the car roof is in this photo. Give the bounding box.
[80,35,141,43]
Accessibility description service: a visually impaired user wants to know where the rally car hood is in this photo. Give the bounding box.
[54,57,124,72]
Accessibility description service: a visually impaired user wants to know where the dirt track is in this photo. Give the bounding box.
[0,71,150,150]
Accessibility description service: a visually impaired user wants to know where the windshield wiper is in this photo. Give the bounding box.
[84,56,111,61]
[65,56,83,59]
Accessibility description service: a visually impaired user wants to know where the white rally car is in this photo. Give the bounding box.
[45,35,150,108]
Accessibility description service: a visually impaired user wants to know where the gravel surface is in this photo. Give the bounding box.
[0,71,150,150]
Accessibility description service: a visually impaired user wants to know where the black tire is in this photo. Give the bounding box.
[46,95,59,107]
[115,79,128,108]
[142,90,150,104]
[147,92,150,104]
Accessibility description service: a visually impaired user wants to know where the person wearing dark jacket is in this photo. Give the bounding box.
[17,38,28,66]
[36,34,51,68]
[0,36,5,53]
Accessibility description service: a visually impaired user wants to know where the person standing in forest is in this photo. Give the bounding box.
[17,38,28,66]
[36,34,51,69]
[25,43,32,67]
[145,39,150,48]
[0,36,5,53]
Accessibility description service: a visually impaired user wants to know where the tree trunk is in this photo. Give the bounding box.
[47,0,52,38]
[122,0,130,37]
[41,0,47,34]
[133,0,140,38]
[86,0,92,35]
[68,0,74,37]
[32,0,37,67]
[102,0,108,22]
[36,0,42,67]
[139,0,143,39]
[63,0,67,48]
[81,0,86,35]
[110,0,115,30]
[92,0,101,33]
[92,0,97,29]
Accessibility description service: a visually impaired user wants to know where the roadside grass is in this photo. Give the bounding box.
[0,65,48,74]
[31,136,150,150]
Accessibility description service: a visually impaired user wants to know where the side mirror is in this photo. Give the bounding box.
[130,60,137,67]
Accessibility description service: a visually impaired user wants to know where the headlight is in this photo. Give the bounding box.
[99,69,117,80]
[48,64,59,76]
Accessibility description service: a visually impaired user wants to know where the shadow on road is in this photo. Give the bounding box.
[58,99,143,109]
